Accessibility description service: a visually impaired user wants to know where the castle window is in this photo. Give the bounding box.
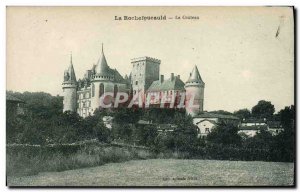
[99,83,104,97]
[92,84,95,97]
[114,85,118,98]
[135,81,138,85]
[205,128,210,133]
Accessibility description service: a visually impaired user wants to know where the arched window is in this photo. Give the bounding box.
[92,84,95,97]
[99,83,104,97]
[113,85,118,98]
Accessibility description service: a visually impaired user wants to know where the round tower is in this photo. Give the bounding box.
[62,54,77,112]
[185,65,205,116]
[90,44,115,110]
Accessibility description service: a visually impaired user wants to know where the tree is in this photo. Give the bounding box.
[206,122,241,146]
[153,133,175,153]
[209,110,233,115]
[94,122,111,143]
[233,108,251,120]
[251,100,275,119]
[271,105,295,162]
[113,108,141,124]
[278,105,295,130]
[243,129,273,149]
[134,125,158,146]
[142,108,184,124]
[172,113,199,153]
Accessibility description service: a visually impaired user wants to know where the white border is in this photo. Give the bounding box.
[1,1,298,192]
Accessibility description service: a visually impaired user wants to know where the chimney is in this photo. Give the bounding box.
[171,73,174,81]
[159,75,164,83]
[177,75,180,79]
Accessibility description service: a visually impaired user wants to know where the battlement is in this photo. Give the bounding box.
[131,56,161,64]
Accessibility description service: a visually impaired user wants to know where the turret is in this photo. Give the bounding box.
[62,53,77,112]
[90,44,113,109]
[185,65,205,116]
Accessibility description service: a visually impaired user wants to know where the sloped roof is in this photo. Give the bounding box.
[195,112,239,120]
[158,124,178,130]
[137,120,152,125]
[68,63,77,82]
[147,77,185,92]
[95,47,113,77]
[239,125,268,130]
[6,94,25,103]
[267,121,282,128]
[93,45,125,83]
[186,65,204,84]
[63,54,77,83]
[196,119,217,125]
[113,69,125,83]
[242,118,266,123]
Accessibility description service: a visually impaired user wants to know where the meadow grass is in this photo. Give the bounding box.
[7,159,294,186]
[6,143,153,176]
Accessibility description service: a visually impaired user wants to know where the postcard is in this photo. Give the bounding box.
[6,6,294,187]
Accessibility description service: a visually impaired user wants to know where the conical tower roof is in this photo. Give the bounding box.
[64,53,77,83]
[186,65,204,84]
[95,44,112,77]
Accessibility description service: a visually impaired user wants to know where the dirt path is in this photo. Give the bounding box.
[7,159,294,186]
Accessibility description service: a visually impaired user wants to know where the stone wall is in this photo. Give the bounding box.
[63,84,77,112]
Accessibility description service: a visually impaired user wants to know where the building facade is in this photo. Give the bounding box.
[193,113,240,137]
[6,94,25,117]
[62,45,205,117]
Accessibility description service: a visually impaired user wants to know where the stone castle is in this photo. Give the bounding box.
[62,45,205,117]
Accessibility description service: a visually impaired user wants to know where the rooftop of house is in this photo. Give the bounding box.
[6,94,25,103]
[266,121,282,128]
[196,119,218,125]
[147,75,185,92]
[157,123,178,132]
[241,118,268,124]
[239,125,268,130]
[137,119,153,125]
[195,112,239,120]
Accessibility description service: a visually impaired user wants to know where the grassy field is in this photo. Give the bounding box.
[6,143,153,177]
[7,159,294,186]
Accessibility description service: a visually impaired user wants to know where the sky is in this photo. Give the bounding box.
[6,6,294,112]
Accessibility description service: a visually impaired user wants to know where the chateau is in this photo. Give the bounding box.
[62,45,205,117]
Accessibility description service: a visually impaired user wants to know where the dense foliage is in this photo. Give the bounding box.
[6,91,295,162]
